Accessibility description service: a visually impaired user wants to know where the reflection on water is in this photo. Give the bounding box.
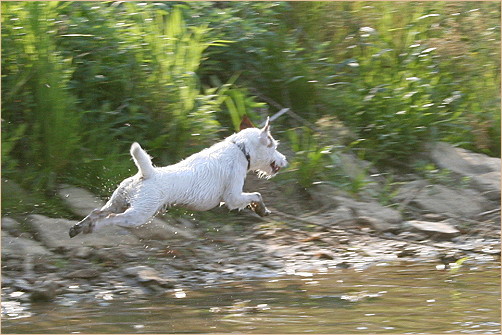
[2,262,500,333]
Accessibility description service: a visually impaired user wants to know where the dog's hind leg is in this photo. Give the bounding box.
[92,205,160,231]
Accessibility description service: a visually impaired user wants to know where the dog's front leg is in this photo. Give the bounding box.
[224,176,271,216]
[225,191,270,217]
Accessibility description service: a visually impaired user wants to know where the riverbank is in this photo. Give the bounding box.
[2,142,500,306]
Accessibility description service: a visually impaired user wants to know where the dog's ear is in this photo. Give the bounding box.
[260,117,271,145]
[239,115,256,130]
[261,116,271,134]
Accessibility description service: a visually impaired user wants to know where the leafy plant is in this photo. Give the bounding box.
[2,2,81,190]
[285,127,332,188]
[413,160,471,188]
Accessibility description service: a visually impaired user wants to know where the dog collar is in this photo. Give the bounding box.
[232,141,251,170]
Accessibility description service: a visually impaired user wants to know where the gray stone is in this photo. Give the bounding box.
[68,246,93,259]
[403,220,460,239]
[422,213,447,221]
[431,142,500,175]
[58,184,105,217]
[123,265,174,288]
[128,217,196,240]
[26,214,140,250]
[470,172,501,200]
[430,142,500,199]
[336,153,372,181]
[308,184,352,208]
[404,184,485,218]
[65,268,101,279]
[13,278,34,292]
[304,206,354,226]
[1,233,53,259]
[308,190,402,229]
[2,217,23,235]
[356,216,396,232]
[30,280,59,302]
[333,196,403,227]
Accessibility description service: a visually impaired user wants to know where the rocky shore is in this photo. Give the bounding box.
[2,142,500,306]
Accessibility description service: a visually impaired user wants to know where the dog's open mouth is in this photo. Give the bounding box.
[271,161,281,174]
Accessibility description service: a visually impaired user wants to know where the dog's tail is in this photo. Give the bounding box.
[130,142,155,179]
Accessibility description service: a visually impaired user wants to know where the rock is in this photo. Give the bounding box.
[308,184,352,208]
[422,213,446,221]
[400,184,485,218]
[128,217,196,240]
[397,248,417,258]
[30,280,59,302]
[301,206,354,227]
[336,153,372,181]
[326,206,355,224]
[1,217,26,237]
[68,247,93,259]
[65,268,101,279]
[431,142,500,175]
[58,184,105,217]
[332,196,402,229]
[308,187,402,229]
[315,250,335,260]
[430,142,500,200]
[470,172,501,200]
[356,216,395,232]
[92,248,130,264]
[403,220,460,240]
[397,231,428,241]
[26,214,140,250]
[123,266,174,288]
[1,233,54,260]
[13,278,34,292]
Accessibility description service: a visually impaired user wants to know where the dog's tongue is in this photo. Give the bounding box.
[271,162,280,173]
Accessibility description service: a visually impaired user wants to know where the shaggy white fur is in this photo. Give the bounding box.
[69,117,287,237]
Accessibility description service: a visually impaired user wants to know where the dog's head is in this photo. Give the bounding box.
[237,116,287,178]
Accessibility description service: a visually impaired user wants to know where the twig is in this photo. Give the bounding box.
[478,207,500,217]
[259,108,290,127]
[250,88,319,131]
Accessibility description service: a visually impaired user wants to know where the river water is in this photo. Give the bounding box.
[2,261,500,333]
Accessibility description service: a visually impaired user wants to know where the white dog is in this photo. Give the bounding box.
[69,116,287,237]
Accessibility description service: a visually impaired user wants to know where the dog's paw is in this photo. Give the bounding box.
[69,224,82,238]
[69,219,95,238]
[250,201,271,217]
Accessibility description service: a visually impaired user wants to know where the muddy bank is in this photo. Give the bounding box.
[2,142,500,305]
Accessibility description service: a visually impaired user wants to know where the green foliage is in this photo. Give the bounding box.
[1,2,500,214]
[224,87,266,132]
[317,2,500,163]
[413,160,471,188]
[284,127,332,188]
[2,2,81,190]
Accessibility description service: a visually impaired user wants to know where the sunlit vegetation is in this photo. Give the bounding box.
[2,1,500,203]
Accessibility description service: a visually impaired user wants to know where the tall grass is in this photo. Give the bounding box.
[2,2,80,190]
[124,4,231,162]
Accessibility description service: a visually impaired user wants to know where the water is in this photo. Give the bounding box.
[2,261,500,333]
